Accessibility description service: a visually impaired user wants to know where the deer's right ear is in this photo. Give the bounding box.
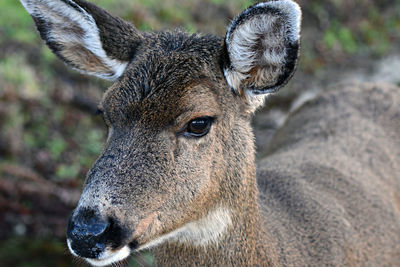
[223,0,301,96]
[20,0,143,80]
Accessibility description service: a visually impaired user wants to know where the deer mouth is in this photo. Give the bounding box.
[67,239,132,267]
[65,209,159,266]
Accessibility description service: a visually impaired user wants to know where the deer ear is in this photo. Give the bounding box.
[20,0,143,80]
[223,0,301,95]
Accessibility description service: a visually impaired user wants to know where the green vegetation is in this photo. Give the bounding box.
[321,5,399,56]
[323,21,358,54]
[0,0,39,43]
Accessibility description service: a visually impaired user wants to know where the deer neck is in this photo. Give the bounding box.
[152,138,272,265]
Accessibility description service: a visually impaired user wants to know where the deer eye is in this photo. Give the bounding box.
[184,117,215,138]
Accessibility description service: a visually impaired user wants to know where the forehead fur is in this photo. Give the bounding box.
[107,31,223,102]
[101,30,226,125]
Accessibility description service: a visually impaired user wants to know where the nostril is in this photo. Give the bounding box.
[88,220,110,236]
[68,212,110,238]
[71,219,110,238]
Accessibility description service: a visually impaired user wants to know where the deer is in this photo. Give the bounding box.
[20,0,400,266]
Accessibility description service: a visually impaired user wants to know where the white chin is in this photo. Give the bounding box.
[85,246,131,267]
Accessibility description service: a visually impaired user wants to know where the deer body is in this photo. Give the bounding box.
[257,84,400,266]
[20,0,400,266]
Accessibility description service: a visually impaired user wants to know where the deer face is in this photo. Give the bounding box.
[20,0,300,265]
[69,43,242,264]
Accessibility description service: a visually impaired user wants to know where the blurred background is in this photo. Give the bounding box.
[0,0,399,266]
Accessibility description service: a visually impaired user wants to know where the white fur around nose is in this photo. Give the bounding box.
[20,0,128,80]
[224,0,301,93]
[85,246,131,267]
[138,206,232,251]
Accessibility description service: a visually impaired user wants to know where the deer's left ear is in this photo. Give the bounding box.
[223,0,301,95]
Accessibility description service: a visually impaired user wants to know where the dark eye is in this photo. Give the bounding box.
[184,117,214,138]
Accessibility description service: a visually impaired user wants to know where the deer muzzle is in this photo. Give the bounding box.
[66,207,132,265]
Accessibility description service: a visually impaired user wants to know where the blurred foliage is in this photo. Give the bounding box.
[0,0,399,266]
[0,237,73,267]
[323,21,358,54]
[0,1,39,43]
[320,3,399,55]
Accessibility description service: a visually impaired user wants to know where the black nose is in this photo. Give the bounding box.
[67,208,111,259]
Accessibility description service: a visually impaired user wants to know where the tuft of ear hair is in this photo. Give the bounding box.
[20,0,143,81]
[223,0,301,96]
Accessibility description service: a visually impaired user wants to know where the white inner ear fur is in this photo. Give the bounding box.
[20,0,127,80]
[138,206,232,251]
[228,15,285,81]
[224,0,301,97]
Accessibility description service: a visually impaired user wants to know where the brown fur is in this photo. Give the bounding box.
[258,83,400,266]
[73,0,143,62]
[20,0,400,265]
[62,45,112,74]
